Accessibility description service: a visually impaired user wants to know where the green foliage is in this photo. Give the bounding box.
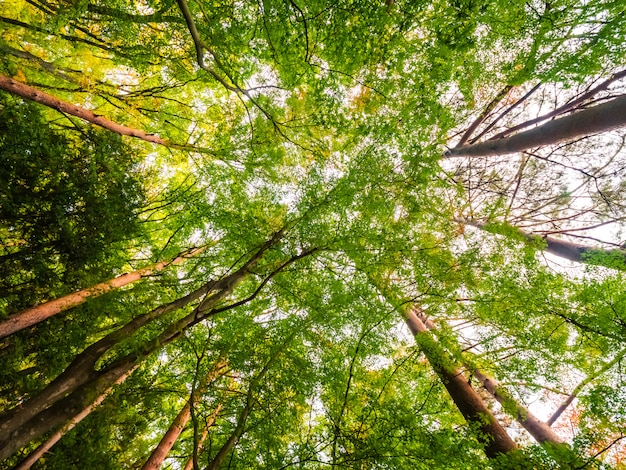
[1,0,626,468]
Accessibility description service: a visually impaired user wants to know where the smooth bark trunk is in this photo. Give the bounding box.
[182,404,221,470]
[548,348,626,426]
[0,233,303,461]
[415,308,563,445]
[0,74,213,154]
[445,95,626,157]
[472,369,563,444]
[0,358,136,461]
[0,233,278,447]
[12,367,137,470]
[0,247,204,339]
[141,359,227,470]
[462,219,626,269]
[404,308,517,458]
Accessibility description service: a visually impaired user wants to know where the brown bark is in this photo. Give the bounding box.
[0,232,281,447]
[0,235,311,461]
[141,359,227,470]
[488,69,626,142]
[0,358,137,461]
[0,247,204,339]
[414,307,563,445]
[461,219,626,269]
[472,369,563,444]
[548,348,626,426]
[205,339,286,470]
[12,367,137,470]
[457,85,514,146]
[445,95,626,157]
[0,74,214,154]
[0,279,217,441]
[404,307,517,458]
[183,404,222,470]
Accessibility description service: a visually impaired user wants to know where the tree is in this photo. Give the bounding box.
[445,95,626,157]
[2,0,626,468]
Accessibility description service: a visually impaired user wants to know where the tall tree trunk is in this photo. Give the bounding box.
[445,95,626,157]
[461,219,626,269]
[548,348,626,426]
[0,233,281,451]
[183,404,222,470]
[0,247,204,339]
[0,74,214,154]
[0,358,137,461]
[141,358,227,470]
[0,238,313,461]
[404,307,517,458]
[205,337,288,470]
[12,366,138,470]
[411,309,563,444]
[471,369,563,444]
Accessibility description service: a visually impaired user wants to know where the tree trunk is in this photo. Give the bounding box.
[445,95,626,157]
[548,348,626,426]
[0,234,305,461]
[12,366,137,470]
[471,369,563,444]
[0,358,137,461]
[461,219,626,269]
[0,233,276,445]
[0,279,217,440]
[141,359,227,470]
[0,247,204,339]
[183,404,222,470]
[0,74,213,154]
[404,307,517,458]
[413,307,563,445]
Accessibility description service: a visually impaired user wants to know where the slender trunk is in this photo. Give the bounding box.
[471,369,563,444]
[12,366,137,470]
[548,348,626,426]
[0,358,136,461]
[141,359,227,470]
[206,338,287,470]
[205,404,251,470]
[461,219,626,269]
[457,85,514,146]
[404,307,517,458]
[0,233,300,460]
[0,233,280,439]
[0,247,204,339]
[414,308,563,444]
[445,95,626,157]
[0,280,216,440]
[0,74,213,154]
[183,404,222,470]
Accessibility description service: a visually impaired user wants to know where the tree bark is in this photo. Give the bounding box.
[445,95,626,157]
[0,247,204,339]
[141,359,227,470]
[414,307,563,445]
[0,358,137,461]
[404,307,517,459]
[0,233,281,447]
[471,369,563,444]
[182,404,221,470]
[0,74,214,154]
[461,219,626,269]
[0,235,310,461]
[12,366,137,470]
[548,348,626,426]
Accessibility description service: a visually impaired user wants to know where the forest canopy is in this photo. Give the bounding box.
[1,0,626,468]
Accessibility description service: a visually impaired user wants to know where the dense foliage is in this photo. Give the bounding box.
[1,0,626,468]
